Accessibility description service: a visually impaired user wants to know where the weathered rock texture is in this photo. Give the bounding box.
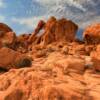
[28,17,78,46]
[28,20,45,44]
[0,52,100,100]
[0,47,32,70]
[0,23,12,33]
[83,23,100,44]
[91,45,100,71]
[0,32,16,48]
[0,17,100,100]
[0,23,16,49]
[15,34,31,53]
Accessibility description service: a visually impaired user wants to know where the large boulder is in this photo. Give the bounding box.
[0,47,32,70]
[83,23,100,44]
[0,32,16,48]
[55,18,78,42]
[0,23,16,48]
[0,23,12,33]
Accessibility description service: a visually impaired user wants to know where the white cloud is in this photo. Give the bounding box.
[36,0,57,5]
[11,16,48,29]
[36,0,86,11]
[11,15,50,34]
[79,16,100,29]
[0,0,6,8]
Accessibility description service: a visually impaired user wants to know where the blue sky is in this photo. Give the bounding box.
[0,0,100,35]
[0,0,45,34]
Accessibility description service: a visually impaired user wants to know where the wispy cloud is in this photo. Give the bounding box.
[0,0,98,35]
[11,16,47,29]
[36,0,86,11]
[79,16,100,29]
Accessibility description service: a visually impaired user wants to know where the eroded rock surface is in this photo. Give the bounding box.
[0,47,32,70]
[0,18,100,100]
[0,32,16,49]
[83,23,100,44]
[0,52,99,100]
[91,45,100,71]
[0,23,16,49]
[28,17,78,46]
[0,23,12,33]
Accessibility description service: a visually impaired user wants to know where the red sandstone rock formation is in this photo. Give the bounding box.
[0,52,99,100]
[28,20,45,44]
[0,47,32,70]
[0,23,16,49]
[91,45,100,71]
[17,34,30,43]
[0,23,12,33]
[83,23,100,44]
[0,18,100,100]
[0,32,16,49]
[15,34,31,52]
[29,17,78,46]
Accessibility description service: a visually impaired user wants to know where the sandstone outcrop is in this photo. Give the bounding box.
[91,45,100,71]
[0,23,16,49]
[28,20,45,44]
[0,41,3,49]
[0,52,99,100]
[0,47,32,70]
[0,23,12,33]
[28,17,78,46]
[15,34,31,53]
[83,23,100,44]
[0,18,100,100]
[0,32,16,49]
